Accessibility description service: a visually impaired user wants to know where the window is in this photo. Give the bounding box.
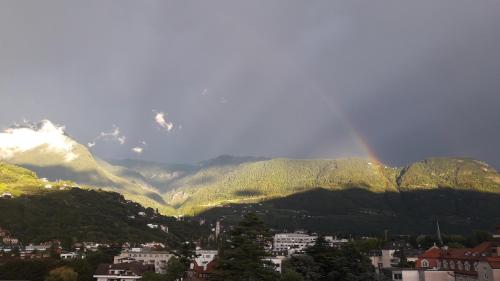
[465,262,470,271]
[393,273,402,280]
[421,259,429,268]
[450,261,455,269]
[458,261,463,270]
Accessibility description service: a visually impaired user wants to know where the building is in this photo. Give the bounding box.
[114,249,174,274]
[371,240,423,271]
[60,252,79,260]
[25,244,50,252]
[381,268,454,281]
[187,250,218,281]
[93,262,153,281]
[370,249,398,270]
[273,232,338,254]
[416,239,500,281]
[1,192,13,199]
[2,237,19,245]
[477,258,500,281]
[265,256,286,273]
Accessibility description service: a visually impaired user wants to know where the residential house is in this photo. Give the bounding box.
[114,248,173,274]
[93,262,154,281]
[477,258,500,281]
[273,232,338,255]
[60,252,80,260]
[186,250,218,281]
[2,237,19,245]
[416,234,500,281]
[381,267,454,281]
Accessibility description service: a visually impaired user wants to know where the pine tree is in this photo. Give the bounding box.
[210,213,278,281]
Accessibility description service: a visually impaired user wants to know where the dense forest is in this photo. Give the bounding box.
[0,188,209,248]
[199,188,500,235]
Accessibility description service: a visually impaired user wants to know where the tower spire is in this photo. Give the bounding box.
[436,220,444,246]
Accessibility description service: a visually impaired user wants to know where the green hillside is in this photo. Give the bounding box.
[0,188,208,248]
[5,143,175,214]
[398,157,500,192]
[4,137,500,218]
[163,158,400,215]
[0,161,73,196]
[108,158,197,192]
[2,154,500,236]
[0,163,208,247]
[160,157,499,215]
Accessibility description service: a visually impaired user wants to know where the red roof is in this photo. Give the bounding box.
[420,246,442,258]
[486,257,500,269]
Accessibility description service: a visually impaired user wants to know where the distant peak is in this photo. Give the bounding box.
[199,155,269,167]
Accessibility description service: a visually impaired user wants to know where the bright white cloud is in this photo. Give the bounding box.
[154,111,174,131]
[131,147,143,154]
[88,125,126,147]
[0,120,78,161]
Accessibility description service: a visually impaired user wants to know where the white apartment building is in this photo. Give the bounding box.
[114,249,173,274]
[194,249,218,271]
[273,232,336,254]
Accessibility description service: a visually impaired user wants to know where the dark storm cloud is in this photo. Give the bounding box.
[0,1,499,167]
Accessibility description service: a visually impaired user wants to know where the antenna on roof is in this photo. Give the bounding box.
[436,220,444,246]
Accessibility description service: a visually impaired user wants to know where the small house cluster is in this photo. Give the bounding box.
[372,225,500,281]
[0,226,63,260]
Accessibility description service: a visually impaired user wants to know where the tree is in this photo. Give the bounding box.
[286,255,321,281]
[396,248,409,268]
[178,241,196,268]
[142,272,166,281]
[165,257,186,281]
[287,238,376,281]
[280,269,304,281]
[45,266,78,281]
[210,213,279,281]
[467,230,492,247]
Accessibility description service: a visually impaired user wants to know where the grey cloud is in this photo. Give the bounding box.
[0,0,499,167]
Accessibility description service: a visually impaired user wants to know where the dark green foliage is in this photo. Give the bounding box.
[200,188,500,235]
[211,213,279,281]
[287,238,375,281]
[0,188,208,247]
[0,260,55,281]
[280,269,304,281]
[141,258,186,281]
[142,272,167,281]
[178,241,196,268]
[467,230,493,246]
[164,257,187,281]
[45,266,78,281]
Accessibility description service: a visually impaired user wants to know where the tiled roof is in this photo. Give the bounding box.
[486,257,500,269]
[94,262,150,276]
[420,246,442,258]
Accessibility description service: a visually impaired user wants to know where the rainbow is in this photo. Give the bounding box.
[310,83,384,165]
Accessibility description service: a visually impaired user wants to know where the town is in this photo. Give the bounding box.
[1,221,499,281]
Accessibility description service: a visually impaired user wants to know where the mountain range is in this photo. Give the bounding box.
[1,127,500,234]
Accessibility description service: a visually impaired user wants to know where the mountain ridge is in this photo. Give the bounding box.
[1,124,498,216]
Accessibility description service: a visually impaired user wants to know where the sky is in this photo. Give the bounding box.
[0,1,499,167]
